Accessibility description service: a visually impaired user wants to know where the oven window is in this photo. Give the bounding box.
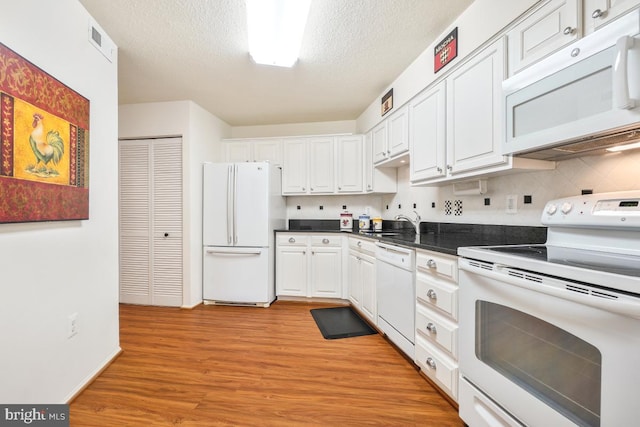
[476,301,601,427]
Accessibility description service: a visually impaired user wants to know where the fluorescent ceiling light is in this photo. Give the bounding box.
[606,141,640,152]
[246,0,311,67]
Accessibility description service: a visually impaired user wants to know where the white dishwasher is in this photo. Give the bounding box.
[376,242,415,359]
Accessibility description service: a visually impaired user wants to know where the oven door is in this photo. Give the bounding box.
[458,257,640,427]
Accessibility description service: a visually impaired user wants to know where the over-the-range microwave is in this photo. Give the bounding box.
[502,8,640,161]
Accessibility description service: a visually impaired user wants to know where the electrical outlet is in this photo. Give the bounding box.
[68,313,78,339]
[506,195,518,214]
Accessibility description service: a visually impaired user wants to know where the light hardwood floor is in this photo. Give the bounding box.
[70,301,464,426]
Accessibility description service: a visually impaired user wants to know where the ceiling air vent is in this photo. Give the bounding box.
[88,18,114,62]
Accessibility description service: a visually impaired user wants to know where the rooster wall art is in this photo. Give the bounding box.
[27,113,65,177]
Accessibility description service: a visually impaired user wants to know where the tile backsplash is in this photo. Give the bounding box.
[286,150,640,226]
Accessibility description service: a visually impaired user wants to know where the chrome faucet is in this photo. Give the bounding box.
[394,210,421,235]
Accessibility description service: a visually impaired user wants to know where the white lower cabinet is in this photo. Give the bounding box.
[348,237,377,324]
[414,249,459,401]
[276,233,343,298]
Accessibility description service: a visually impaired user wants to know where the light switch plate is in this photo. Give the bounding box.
[506,194,518,214]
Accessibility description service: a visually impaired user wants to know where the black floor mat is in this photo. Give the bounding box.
[310,306,377,340]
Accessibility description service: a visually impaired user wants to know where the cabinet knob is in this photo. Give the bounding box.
[426,289,437,300]
[426,259,437,269]
[338,186,342,190]
[563,26,575,35]
[164,232,169,237]
[436,167,443,173]
[357,241,362,247]
[426,357,437,370]
[446,164,452,171]
[302,187,306,191]
[426,322,437,334]
[288,237,296,243]
[322,238,330,244]
[387,150,391,154]
[310,187,314,191]
[592,8,605,19]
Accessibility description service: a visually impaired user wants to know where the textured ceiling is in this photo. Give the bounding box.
[78,0,474,126]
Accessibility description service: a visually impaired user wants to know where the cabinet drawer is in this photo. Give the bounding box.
[416,251,457,282]
[311,235,342,247]
[277,234,309,246]
[348,237,376,255]
[416,276,458,319]
[415,335,458,401]
[416,304,458,357]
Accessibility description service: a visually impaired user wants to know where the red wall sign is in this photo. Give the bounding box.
[434,27,458,73]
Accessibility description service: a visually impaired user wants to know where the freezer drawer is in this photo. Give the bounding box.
[203,247,273,306]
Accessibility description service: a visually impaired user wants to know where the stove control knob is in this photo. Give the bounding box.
[546,204,558,215]
[561,202,573,214]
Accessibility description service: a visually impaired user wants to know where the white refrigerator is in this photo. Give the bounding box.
[202,162,285,306]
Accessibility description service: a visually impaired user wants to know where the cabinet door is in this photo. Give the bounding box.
[364,131,374,192]
[360,255,376,323]
[584,0,640,34]
[276,246,307,296]
[372,120,388,164]
[253,139,282,166]
[336,135,363,193]
[308,137,335,194]
[446,37,507,175]
[507,0,580,75]
[348,251,362,306]
[410,82,446,183]
[223,140,252,163]
[387,105,409,157]
[310,247,342,298]
[282,139,308,194]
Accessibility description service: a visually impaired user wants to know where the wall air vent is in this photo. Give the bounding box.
[88,18,115,62]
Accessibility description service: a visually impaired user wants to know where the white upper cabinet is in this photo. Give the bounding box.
[282,138,308,194]
[409,81,446,182]
[282,136,336,195]
[223,140,252,163]
[446,37,507,175]
[387,105,410,159]
[222,139,283,166]
[336,135,364,193]
[253,139,283,165]
[373,104,410,166]
[308,137,335,194]
[584,0,640,34]
[372,120,389,164]
[507,0,581,76]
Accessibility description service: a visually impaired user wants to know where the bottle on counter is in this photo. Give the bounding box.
[340,212,353,231]
[358,214,370,232]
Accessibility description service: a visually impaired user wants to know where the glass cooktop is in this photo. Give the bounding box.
[483,245,640,278]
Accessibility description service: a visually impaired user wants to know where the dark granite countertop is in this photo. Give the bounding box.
[277,219,546,256]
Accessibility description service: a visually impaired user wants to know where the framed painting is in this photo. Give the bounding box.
[0,42,90,223]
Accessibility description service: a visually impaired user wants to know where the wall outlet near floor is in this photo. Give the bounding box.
[68,312,78,339]
[506,195,518,214]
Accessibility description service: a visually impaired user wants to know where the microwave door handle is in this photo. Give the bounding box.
[613,36,637,110]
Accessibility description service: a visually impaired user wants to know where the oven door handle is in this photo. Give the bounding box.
[462,261,640,319]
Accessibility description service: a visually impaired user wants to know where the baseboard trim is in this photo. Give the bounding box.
[65,347,123,404]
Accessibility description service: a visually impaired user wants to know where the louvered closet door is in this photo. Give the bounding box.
[119,137,183,307]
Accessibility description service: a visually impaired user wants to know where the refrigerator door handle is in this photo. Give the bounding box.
[233,164,238,244]
[227,165,233,244]
[205,249,262,256]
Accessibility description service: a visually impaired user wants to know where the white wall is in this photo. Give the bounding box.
[119,101,231,307]
[231,120,356,138]
[0,0,119,403]
[356,0,538,133]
